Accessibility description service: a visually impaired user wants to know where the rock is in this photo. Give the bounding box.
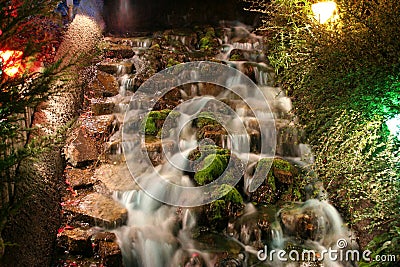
[104,43,135,59]
[93,163,138,193]
[65,167,95,189]
[97,60,134,75]
[197,83,225,97]
[229,49,247,61]
[57,227,93,256]
[197,125,228,148]
[249,158,301,204]
[143,137,175,166]
[64,128,99,167]
[90,98,115,115]
[97,240,123,267]
[87,70,119,97]
[91,232,123,266]
[80,114,116,137]
[279,208,319,241]
[63,192,127,228]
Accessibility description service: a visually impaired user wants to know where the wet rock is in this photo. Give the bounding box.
[80,114,116,138]
[64,128,99,167]
[88,70,119,97]
[63,192,127,228]
[240,62,276,86]
[198,83,226,97]
[197,125,227,148]
[275,120,302,157]
[249,158,301,204]
[152,87,182,110]
[97,240,123,267]
[229,49,246,61]
[227,205,273,249]
[91,232,123,267]
[97,60,134,75]
[93,163,138,194]
[90,98,115,115]
[143,137,175,166]
[57,227,93,256]
[65,167,95,189]
[279,208,320,241]
[103,36,153,48]
[104,43,135,59]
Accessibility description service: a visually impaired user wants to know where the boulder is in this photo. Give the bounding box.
[64,128,99,167]
[56,227,93,256]
[92,232,123,267]
[104,43,135,59]
[63,192,128,228]
[90,98,115,115]
[97,60,134,75]
[88,70,119,97]
[65,167,95,189]
[93,163,139,193]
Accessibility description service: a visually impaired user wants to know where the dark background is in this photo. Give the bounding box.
[103,0,258,33]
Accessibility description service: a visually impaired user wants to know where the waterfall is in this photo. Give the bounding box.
[94,21,353,267]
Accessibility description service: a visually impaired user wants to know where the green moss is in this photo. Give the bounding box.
[196,111,221,128]
[166,58,180,68]
[194,153,229,185]
[220,184,243,204]
[141,109,172,136]
[272,158,292,172]
[209,199,225,220]
[150,43,160,50]
[208,185,244,226]
[199,28,216,51]
[229,54,242,61]
[267,171,276,191]
[143,117,158,135]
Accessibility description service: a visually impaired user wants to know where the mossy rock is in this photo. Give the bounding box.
[250,158,303,204]
[198,27,219,52]
[195,111,222,129]
[205,185,244,230]
[188,144,230,162]
[194,153,230,186]
[141,109,180,136]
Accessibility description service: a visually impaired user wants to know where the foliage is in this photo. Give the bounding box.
[245,0,400,260]
[0,0,70,255]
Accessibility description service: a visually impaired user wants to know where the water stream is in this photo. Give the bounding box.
[102,22,355,267]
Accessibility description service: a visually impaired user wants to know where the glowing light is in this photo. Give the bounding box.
[312,1,338,24]
[0,50,23,77]
[386,115,400,139]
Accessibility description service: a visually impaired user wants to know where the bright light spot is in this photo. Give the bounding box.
[386,115,400,139]
[312,1,338,24]
[0,50,23,77]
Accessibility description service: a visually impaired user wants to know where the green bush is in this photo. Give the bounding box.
[245,0,400,261]
[0,0,71,255]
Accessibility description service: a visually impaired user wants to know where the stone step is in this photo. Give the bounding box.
[63,192,127,229]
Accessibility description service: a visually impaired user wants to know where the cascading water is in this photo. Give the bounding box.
[100,22,354,267]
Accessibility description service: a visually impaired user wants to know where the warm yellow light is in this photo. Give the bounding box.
[312,1,337,24]
[0,50,23,77]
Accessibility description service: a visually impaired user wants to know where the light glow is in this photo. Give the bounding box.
[386,115,400,139]
[312,1,338,24]
[0,50,23,77]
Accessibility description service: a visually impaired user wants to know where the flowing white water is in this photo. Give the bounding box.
[102,21,352,267]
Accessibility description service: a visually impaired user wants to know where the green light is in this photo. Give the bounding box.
[386,115,400,139]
